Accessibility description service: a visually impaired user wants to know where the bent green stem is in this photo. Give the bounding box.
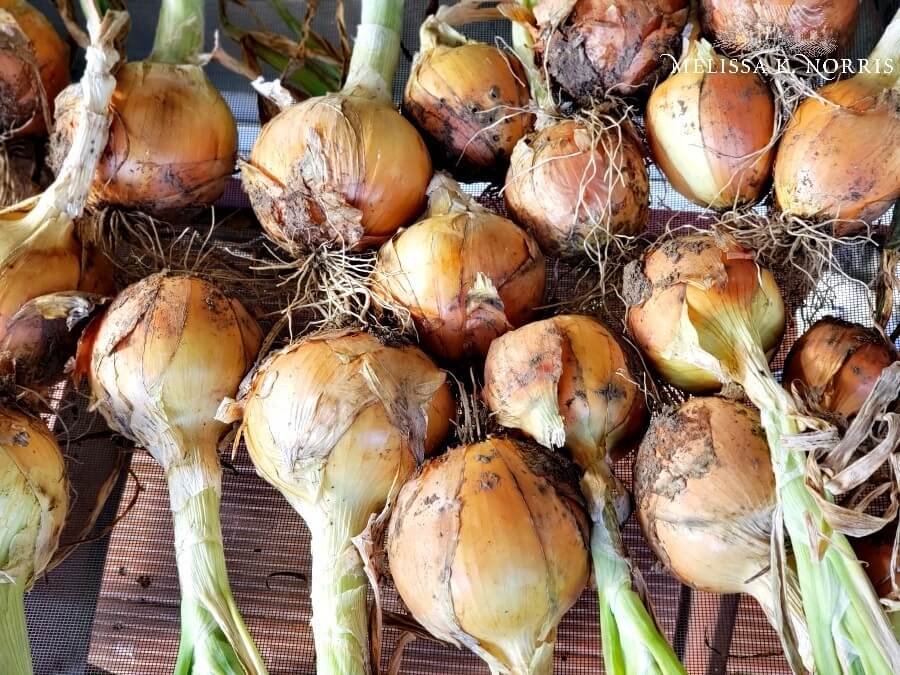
[0,582,31,675]
[150,0,205,64]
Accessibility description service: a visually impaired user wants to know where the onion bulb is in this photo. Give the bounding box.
[773,11,900,229]
[245,0,432,253]
[646,32,776,209]
[699,0,859,57]
[504,118,649,257]
[387,437,590,675]
[484,316,687,675]
[783,317,899,420]
[0,408,67,675]
[375,173,545,361]
[0,0,69,138]
[403,0,532,177]
[218,330,454,675]
[78,273,267,674]
[853,524,899,600]
[532,0,689,101]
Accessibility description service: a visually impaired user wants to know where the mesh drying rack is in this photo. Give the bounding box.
[22,1,900,673]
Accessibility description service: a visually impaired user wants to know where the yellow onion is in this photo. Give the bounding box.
[700,0,859,56]
[853,525,899,601]
[387,437,590,675]
[532,0,689,101]
[219,330,453,675]
[646,35,776,209]
[0,408,68,675]
[403,1,532,177]
[0,0,69,138]
[244,0,432,253]
[375,174,545,361]
[504,118,649,257]
[79,273,267,674]
[783,317,898,420]
[773,12,900,230]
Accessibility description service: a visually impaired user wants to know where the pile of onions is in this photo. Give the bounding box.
[0,0,68,138]
[51,0,237,211]
[532,0,689,101]
[625,233,900,673]
[783,317,898,420]
[403,0,532,177]
[699,0,859,56]
[773,10,900,230]
[484,315,687,674]
[219,330,453,674]
[245,0,431,253]
[0,408,68,675]
[375,174,545,360]
[646,24,776,209]
[78,273,267,674]
[387,437,590,675]
[634,397,810,667]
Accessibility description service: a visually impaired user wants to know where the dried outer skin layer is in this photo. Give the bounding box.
[246,94,432,254]
[375,209,545,361]
[505,119,649,257]
[634,397,774,593]
[0,0,69,137]
[484,314,646,465]
[646,39,776,209]
[404,42,533,178]
[783,317,899,420]
[700,0,859,57]
[534,0,689,101]
[50,62,237,211]
[774,79,900,232]
[387,438,590,674]
[624,234,786,393]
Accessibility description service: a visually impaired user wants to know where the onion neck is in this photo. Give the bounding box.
[343,0,403,102]
[511,0,556,121]
[149,0,205,64]
[865,9,900,88]
[745,573,813,671]
[0,582,31,675]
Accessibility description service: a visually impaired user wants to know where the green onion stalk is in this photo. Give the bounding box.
[626,234,900,674]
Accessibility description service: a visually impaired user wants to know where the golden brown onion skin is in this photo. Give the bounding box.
[246,94,432,253]
[700,0,858,56]
[505,119,649,257]
[0,0,69,137]
[404,43,533,177]
[783,318,898,420]
[774,79,900,231]
[387,437,590,673]
[51,62,237,211]
[534,0,689,101]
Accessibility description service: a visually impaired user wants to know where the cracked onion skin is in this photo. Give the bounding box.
[534,0,689,102]
[387,437,590,675]
[782,317,898,420]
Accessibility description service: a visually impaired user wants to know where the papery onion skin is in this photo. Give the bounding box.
[533,0,689,101]
[783,318,898,420]
[646,39,775,209]
[387,437,590,675]
[505,119,649,257]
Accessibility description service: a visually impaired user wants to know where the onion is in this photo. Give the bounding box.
[699,0,859,57]
[78,273,267,674]
[532,0,689,101]
[0,0,69,138]
[219,330,454,675]
[375,174,545,361]
[783,317,899,420]
[245,0,432,253]
[773,11,900,229]
[403,0,532,177]
[387,437,590,675]
[645,31,776,209]
[0,408,68,674]
[853,526,899,601]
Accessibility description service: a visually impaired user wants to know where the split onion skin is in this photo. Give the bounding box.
[505,119,649,257]
[782,317,898,420]
[533,0,689,101]
[387,437,590,674]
